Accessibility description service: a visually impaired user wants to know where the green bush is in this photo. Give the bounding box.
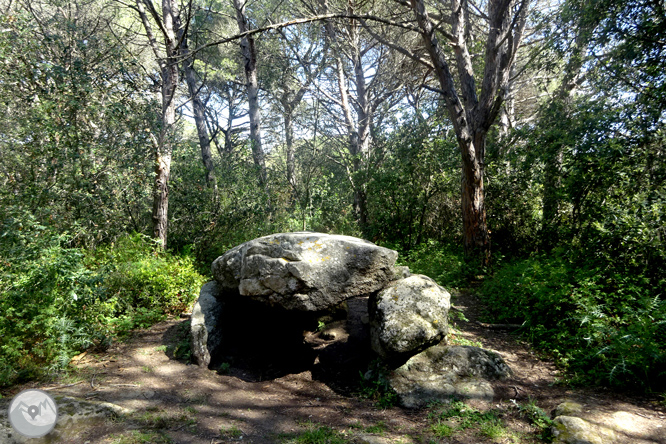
[479,253,666,391]
[91,234,205,316]
[399,241,466,289]
[0,213,205,387]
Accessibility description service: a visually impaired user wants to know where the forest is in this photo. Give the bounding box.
[0,0,664,402]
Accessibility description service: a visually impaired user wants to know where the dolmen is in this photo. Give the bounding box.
[191,232,510,407]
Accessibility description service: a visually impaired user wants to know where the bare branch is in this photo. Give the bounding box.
[184,13,425,62]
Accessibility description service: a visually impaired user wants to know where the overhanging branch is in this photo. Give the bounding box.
[182,13,424,62]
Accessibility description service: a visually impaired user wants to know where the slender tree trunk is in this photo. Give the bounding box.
[135,0,181,249]
[151,0,180,250]
[233,0,266,185]
[181,29,217,195]
[284,110,297,191]
[351,47,371,233]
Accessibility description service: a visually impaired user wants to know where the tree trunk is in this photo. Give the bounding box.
[152,146,171,248]
[409,0,528,265]
[151,0,180,250]
[233,0,266,185]
[133,0,181,250]
[284,110,296,191]
[461,132,490,263]
[181,28,217,195]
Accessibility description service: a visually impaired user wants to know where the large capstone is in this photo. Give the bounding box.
[369,274,450,360]
[388,344,512,408]
[211,232,399,311]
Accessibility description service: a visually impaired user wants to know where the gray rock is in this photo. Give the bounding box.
[392,266,411,280]
[554,401,583,417]
[551,401,665,444]
[388,344,511,408]
[211,232,398,311]
[191,281,225,367]
[370,275,450,359]
[552,416,617,444]
[0,396,131,443]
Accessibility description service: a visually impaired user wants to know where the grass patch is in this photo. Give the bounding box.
[448,328,483,347]
[518,398,555,441]
[279,423,351,444]
[430,421,453,438]
[220,425,243,439]
[110,430,173,444]
[427,399,525,442]
[364,420,387,435]
[134,407,196,431]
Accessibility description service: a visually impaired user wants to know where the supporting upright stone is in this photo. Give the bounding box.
[369,275,450,360]
[190,281,224,367]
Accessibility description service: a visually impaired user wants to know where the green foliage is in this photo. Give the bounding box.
[480,253,666,391]
[399,241,466,288]
[430,421,453,438]
[0,3,157,248]
[363,421,387,435]
[0,215,204,387]
[367,117,461,250]
[518,398,555,441]
[92,234,205,316]
[433,400,500,430]
[356,359,399,409]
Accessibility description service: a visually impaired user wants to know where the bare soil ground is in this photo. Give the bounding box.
[4,291,665,444]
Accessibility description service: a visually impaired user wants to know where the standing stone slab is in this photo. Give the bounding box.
[191,281,224,367]
[370,274,450,359]
[211,232,399,311]
[388,344,512,408]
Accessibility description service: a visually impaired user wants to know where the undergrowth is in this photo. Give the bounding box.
[356,359,399,408]
[398,241,468,289]
[427,399,529,443]
[479,253,666,392]
[0,213,205,387]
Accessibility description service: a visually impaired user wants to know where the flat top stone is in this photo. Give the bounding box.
[211,232,398,311]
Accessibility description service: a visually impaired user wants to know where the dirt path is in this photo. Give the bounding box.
[4,292,664,443]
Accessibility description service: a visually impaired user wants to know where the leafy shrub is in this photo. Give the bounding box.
[399,241,466,289]
[92,234,205,316]
[0,213,205,387]
[479,253,666,391]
